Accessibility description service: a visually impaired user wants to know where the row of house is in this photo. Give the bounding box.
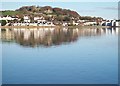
[12,22,55,26]
[0,15,55,26]
[18,16,55,26]
[0,16,19,21]
[80,20,120,27]
[101,20,120,27]
[0,15,120,27]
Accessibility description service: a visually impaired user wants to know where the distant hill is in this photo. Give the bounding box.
[0,5,103,22]
[15,6,80,18]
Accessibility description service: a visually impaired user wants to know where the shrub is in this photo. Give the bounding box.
[0,20,7,26]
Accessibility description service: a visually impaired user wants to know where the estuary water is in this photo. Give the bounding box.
[1,27,118,84]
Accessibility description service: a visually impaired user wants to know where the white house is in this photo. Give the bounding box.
[24,16,30,23]
[78,20,89,23]
[34,17,39,21]
[72,21,79,25]
[84,21,97,26]
[34,16,47,25]
[0,16,18,21]
[115,21,120,26]
[34,16,44,21]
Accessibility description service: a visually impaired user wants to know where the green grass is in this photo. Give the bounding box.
[0,11,23,16]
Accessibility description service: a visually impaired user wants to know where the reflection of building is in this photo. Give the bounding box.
[1,29,14,41]
[1,27,118,47]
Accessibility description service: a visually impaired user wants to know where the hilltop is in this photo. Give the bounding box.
[16,6,80,17]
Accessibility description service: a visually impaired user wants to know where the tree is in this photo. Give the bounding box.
[0,20,7,26]
[13,19,18,23]
[20,18,24,22]
[63,16,70,21]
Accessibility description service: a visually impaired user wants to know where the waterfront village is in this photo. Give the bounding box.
[0,15,119,27]
[0,6,119,27]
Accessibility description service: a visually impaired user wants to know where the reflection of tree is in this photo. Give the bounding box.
[1,28,117,47]
[13,28,79,47]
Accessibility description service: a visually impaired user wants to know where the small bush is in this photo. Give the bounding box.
[0,20,7,26]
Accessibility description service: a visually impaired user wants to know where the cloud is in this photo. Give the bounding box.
[99,7,119,10]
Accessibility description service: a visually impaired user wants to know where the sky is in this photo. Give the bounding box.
[0,2,119,20]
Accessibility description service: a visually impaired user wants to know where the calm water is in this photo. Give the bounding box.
[1,27,118,84]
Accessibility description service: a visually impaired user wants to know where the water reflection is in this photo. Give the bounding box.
[0,27,118,47]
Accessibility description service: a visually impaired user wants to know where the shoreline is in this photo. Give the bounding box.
[0,25,112,29]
